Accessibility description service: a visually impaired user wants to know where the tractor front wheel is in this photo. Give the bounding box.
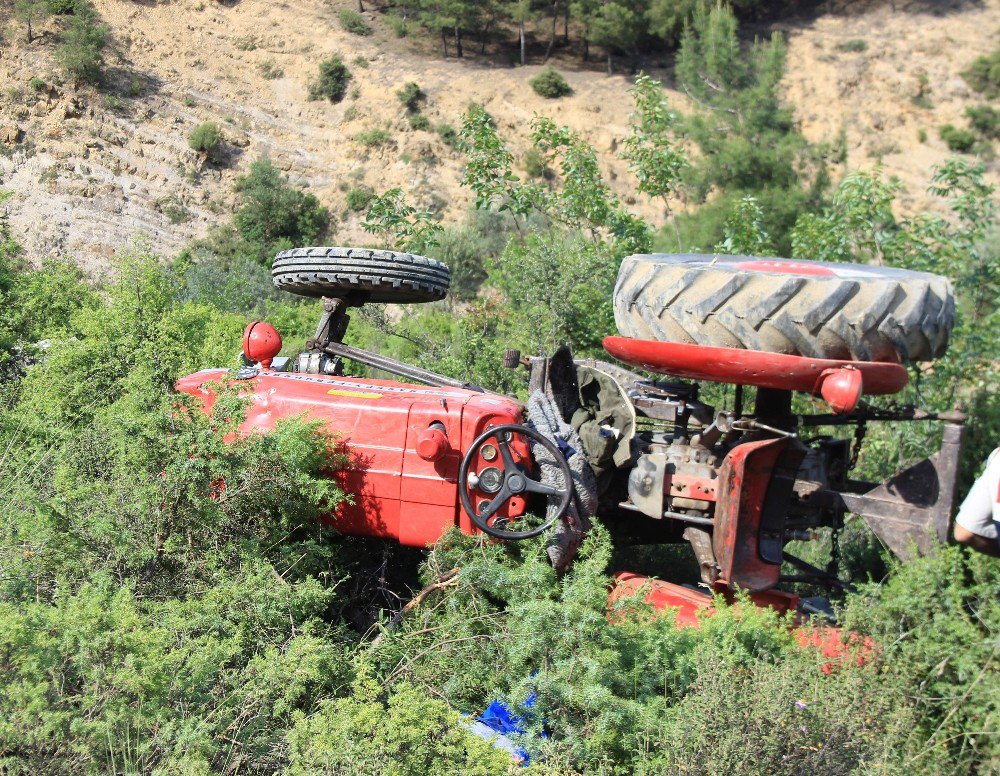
[272,247,450,303]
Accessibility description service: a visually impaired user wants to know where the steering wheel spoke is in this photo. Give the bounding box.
[522,477,564,497]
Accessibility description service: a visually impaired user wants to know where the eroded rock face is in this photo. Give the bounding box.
[0,124,21,145]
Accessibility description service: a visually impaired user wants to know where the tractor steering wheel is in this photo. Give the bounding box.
[458,424,573,540]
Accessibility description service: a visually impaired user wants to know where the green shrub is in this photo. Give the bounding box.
[308,55,351,102]
[27,76,45,91]
[258,60,284,79]
[835,38,868,52]
[53,3,106,85]
[523,147,547,178]
[435,122,461,149]
[187,121,222,156]
[396,81,425,112]
[529,66,572,98]
[916,128,927,143]
[939,123,977,152]
[346,186,375,212]
[962,47,1000,97]
[230,155,330,262]
[408,112,430,131]
[45,0,80,14]
[352,54,370,69]
[354,128,393,148]
[387,13,408,37]
[337,8,371,36]
[966,104,1000,139]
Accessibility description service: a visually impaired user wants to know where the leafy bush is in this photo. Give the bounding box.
[308,55,351,102]
[337,8,372,36]
[346,186,375,212]
[529,66,572,98]
[27,76,45,91]
[940,123,977,152]
[396,81,425,112]
[962,46,1000,97]
[436,122,462,149]
[354,128,393,148]
[408,112,431,130]
[187,120,222,157]
[966,104,1000,139]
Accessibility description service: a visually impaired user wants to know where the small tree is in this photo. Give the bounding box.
[14,0,50,44]
[188,122,223,162]
[308,56,351,103]
[54,5,106,85]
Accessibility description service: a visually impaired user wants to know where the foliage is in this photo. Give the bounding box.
[966,105,1000,140]
[14,0,50,43]
[53,2,106,85]
[188,120,223,157]
[362,187,443,250]
[346,186,376,212]
[529,66,572,98]
[221,156,330,263]
[338,8,373,35]
[940,124,977,153]
[835,38,867,52]
[308,55,352,102]
[354,128,394,148]
[715,194,772,255]
[408,112,431,130]
[961,46,1000,98]
[259,60,285,79]
[669,1,821,254]
[397,81,426,112]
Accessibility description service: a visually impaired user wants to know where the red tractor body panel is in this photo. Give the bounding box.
[175,369,527,546]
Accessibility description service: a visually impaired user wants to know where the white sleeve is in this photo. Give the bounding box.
[955,450,1000,541]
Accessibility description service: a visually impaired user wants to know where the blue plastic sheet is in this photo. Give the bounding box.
[464,692,542,765]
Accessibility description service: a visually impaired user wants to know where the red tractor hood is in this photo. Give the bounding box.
[176,368,527,546]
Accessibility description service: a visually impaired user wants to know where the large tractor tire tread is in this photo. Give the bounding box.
[273,247,450,303]
[613,254,954,363]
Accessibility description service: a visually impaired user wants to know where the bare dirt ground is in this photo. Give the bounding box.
[0,0,997,272]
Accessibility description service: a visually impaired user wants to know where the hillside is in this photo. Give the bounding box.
[1,0,998,271]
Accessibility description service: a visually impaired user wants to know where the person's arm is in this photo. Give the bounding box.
[953,452,1000,558]
[954,523,1000,557]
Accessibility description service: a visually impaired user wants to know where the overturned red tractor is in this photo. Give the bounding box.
[177,248,964,617]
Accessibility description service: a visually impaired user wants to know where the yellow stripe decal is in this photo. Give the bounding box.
[327,388,383,399]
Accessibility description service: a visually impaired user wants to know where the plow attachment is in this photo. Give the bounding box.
[822,422,966,561]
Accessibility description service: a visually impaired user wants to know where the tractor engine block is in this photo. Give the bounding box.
[627,438,720,521]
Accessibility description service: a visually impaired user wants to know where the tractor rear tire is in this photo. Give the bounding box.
[613,254,954,363]
[272,247,450,303]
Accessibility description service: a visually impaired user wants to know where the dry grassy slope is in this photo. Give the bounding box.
[0,0,664,273]
[781,1,1000,213]
[0,0,997,273]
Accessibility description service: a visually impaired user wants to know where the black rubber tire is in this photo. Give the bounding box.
[272,247,450,303]
[613,254,954,362]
